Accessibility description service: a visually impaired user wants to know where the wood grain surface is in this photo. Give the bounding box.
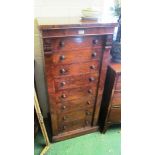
[39,17,116,141]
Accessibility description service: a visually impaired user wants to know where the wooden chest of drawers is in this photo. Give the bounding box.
[99,63,121,133]
[38,17,117,142]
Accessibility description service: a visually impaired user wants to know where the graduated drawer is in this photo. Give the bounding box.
[108,107,121,123]
[51,60,100,78]
[43,36,103,52]
[58,118,92,133]
[54,86,97,102]
[115,74,121,90]
[112,82,121,106]
[42,27,114,38]
[111,96,121,106]
[56,97,95,113]
[115,82,121,90]
[54,73,99,91]
[113,90,121,98]
[117,74,121,83]
[44,48,102,65]
[58,108,93,124]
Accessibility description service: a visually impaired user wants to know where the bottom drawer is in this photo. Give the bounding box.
[58,108,93,123]
[58,118,92,133]
[108,107,121,123]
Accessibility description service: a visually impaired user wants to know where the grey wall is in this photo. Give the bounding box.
[34,19,49,118]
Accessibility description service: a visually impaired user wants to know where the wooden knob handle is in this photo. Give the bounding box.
[61,94,66,98]
[90,65,96,69]
[62,105,66,109]
[61,81,66,86]
[60,68,66,74]
[60,55,65,60]
[93,39,98,44]
[89,77,95,82]
[59,41,65,47]
[86,111,91,115]
[87,101,91,105]
[88,89,93,94]
[63,116,67,120]
[92,52,97,57]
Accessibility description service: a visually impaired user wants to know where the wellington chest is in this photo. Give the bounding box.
[99,63,121,133]
[38,17,117,142]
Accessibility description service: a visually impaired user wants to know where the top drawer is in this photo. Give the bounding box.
[42,27,115,38]
[43,36,104,52]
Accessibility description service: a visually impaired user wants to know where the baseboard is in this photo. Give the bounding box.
[52,126,99,142]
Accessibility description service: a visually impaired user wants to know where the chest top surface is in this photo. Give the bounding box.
[37,17,117,29]
[109,63,121,74]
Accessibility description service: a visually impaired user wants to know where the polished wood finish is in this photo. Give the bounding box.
[54,73,99,91]
[44,48,102,65]
[52,126,98,142]
[38,17,117,141]
[108,108,121,122]
[43,36,103,52]
[50,60,100,77]
[99,63,121,133]
[38,17,117,29]
[42,27,115,38]
[56,97,95,114]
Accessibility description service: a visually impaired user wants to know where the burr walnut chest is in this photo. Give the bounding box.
[38,17,117,142]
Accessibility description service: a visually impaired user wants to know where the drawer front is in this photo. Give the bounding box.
[44,48,102,65]
[43,36,103,52]
[117,74,121,82]
[51,60,100,78]
[115,82,121,90]
[58,118,92,133]
[54,73,99,91]
[56,97,95,113]
[113,76,121,106]
[108,107,121,123]
[113,90,121,98]
[115,74,121,90]
[42,27,114,37]
[111,96,121,106]
[58,108,93,123]
[55,86,97,102]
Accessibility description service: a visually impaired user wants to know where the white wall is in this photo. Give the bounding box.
[34,0,115,17]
